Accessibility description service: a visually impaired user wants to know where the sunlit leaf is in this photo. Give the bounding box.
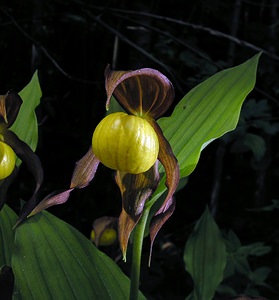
[160,53,260,177]
[184,207,226,300]
[12,210,146,300]
[149,53,260,204]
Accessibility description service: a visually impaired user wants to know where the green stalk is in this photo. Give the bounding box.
[129,206,150,300]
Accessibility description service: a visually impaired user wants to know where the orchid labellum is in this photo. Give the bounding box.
[30,66,180,258]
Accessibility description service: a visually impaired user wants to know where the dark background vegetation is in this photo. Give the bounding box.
[1,0,279,299]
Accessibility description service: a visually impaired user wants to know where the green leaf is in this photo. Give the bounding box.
[183,207,227,300]
[159,53,260,177]
[216,284,237,296]
[148,54,260,205]
[233,255,251,275]
[10,70,42,155]
[249,267,271,284]
[0,205,18,266]
[230,133,266,160]
[238,242,271,257]
[12,210,145,300]
[248,199,279,212]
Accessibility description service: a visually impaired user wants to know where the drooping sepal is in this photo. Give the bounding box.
[105,66,175,119]
[118,209,136,261]
[116,162,160,258]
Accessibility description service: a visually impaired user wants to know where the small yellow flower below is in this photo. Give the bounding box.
[90,228,117,246]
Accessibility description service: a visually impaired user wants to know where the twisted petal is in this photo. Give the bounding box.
[105,66,175,119]
[116,162,160,259]
[70,146,100,189]
[3,129,44,225]
[148,119,180,214]
[28,147,100,218]
[28,189,74,218]
[147,119,179,254]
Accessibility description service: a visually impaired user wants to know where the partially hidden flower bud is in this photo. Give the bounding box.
[92,112,159,174]
[90,228,117,246]
[0,141,16,180]
[90,216,118,247]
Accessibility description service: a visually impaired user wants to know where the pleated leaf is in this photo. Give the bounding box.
[12,210,145,300]
[10,70,41,154]
[0,205,18,266]
[160,53,260,176]
[183,207,226,300]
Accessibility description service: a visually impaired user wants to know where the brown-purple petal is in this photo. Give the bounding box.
[26,147,100,221]
[28,188,74,218]
[118,208,137,260]
[70,146,100,189]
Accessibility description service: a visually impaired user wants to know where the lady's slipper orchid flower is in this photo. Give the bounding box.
[0,91,43,223]
[30,66,179,258]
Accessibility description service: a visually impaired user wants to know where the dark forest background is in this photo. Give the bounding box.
[1,0,279,299]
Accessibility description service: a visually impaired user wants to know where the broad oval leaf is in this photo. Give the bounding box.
[183,207,227,300]
[159,53,260,177]
[148,53,260,205]
[12,210,146,300]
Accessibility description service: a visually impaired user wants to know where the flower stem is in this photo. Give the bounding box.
[129,206,150,300]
